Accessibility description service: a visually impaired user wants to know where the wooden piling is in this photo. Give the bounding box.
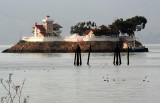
[77,46,79,66]
[87,45,91,65]
[119,50,121,65]
[116,52,118,65]
[74,49,77,65]
[113,52,115,65]
[127,47,129,65]
[74,45,82,66]
[79,46,82,65]
[113,44,121,65]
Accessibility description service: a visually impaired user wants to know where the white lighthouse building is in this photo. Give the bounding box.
[33,15,62,37]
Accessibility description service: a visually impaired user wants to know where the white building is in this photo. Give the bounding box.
[33,15,62,37]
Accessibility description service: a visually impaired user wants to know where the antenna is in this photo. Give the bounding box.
[19,31,22,40]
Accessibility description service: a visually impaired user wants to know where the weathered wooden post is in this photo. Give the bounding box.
[74,49,77,65]
[113,44,121,65]
[77,46,79,66]
[74,45,82,66]
[119,49,121,65]
[113,52,115,65]
[79,45,82,65]
[116,50,119,65]
[127,47,129,65]
[87,45,91,65]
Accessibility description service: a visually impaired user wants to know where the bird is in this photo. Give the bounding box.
[143,76,148,82]
[145,76,147,79]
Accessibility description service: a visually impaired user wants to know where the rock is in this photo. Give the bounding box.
[2,41,123,53]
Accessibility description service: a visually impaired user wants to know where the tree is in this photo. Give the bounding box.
[70,21,96,36]
[111,16,147,36]
[94,25,120,36]
[94,16,147,36]
[71,16,147,36]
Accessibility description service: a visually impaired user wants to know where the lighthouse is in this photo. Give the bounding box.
[42,15,54,34]
[32,15,62,37]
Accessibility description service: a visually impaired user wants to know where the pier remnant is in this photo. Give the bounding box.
[87,45,91,65]
[127,47,130,65]
[74,45,82,66]
[113,44,121,65]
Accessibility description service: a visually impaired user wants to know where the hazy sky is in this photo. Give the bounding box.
[0,0,160,44]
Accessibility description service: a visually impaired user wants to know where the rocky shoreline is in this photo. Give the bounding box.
[2,41,123,53]
[2,40,148,53]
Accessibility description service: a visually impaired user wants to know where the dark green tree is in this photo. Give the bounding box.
[111,16,147,36]
[94,25,120,36]
[94,16,147,36]
[70,21,96,36]
[71,16,147,36]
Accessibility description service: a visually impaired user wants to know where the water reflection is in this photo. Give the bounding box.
[0,44,160,103]
[25,53,62,58]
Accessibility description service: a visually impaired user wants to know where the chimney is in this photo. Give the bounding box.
[35,22,37,26]
[46,15,50,18]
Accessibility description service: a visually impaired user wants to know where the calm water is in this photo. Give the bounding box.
[0,44,160,103]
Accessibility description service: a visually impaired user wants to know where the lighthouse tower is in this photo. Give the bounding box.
[42,15,54,35]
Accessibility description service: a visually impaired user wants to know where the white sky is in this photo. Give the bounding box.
[0,0,160,44]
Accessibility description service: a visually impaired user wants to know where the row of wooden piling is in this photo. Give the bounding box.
[113,45,130,65]
[113,44,121,65]
[74,44,130,66]
[74,45,91,66]
[74,45,82,66]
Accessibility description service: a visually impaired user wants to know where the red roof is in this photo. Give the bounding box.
[83,29,97,35]
[53,23,62,28]
[35,25,45,31]
[46,15,50,18]
[91,29,96,32]
[35,24,60,31]
[124,41,129,43]
[53,24,57,26]
[40,32,48,35]
[84,30,90,35]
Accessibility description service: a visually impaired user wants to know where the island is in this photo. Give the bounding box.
[2,15,148,53]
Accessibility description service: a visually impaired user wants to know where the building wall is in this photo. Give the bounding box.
[88,31,94,35]
[22,36,120,42]
[38,33,44,37]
